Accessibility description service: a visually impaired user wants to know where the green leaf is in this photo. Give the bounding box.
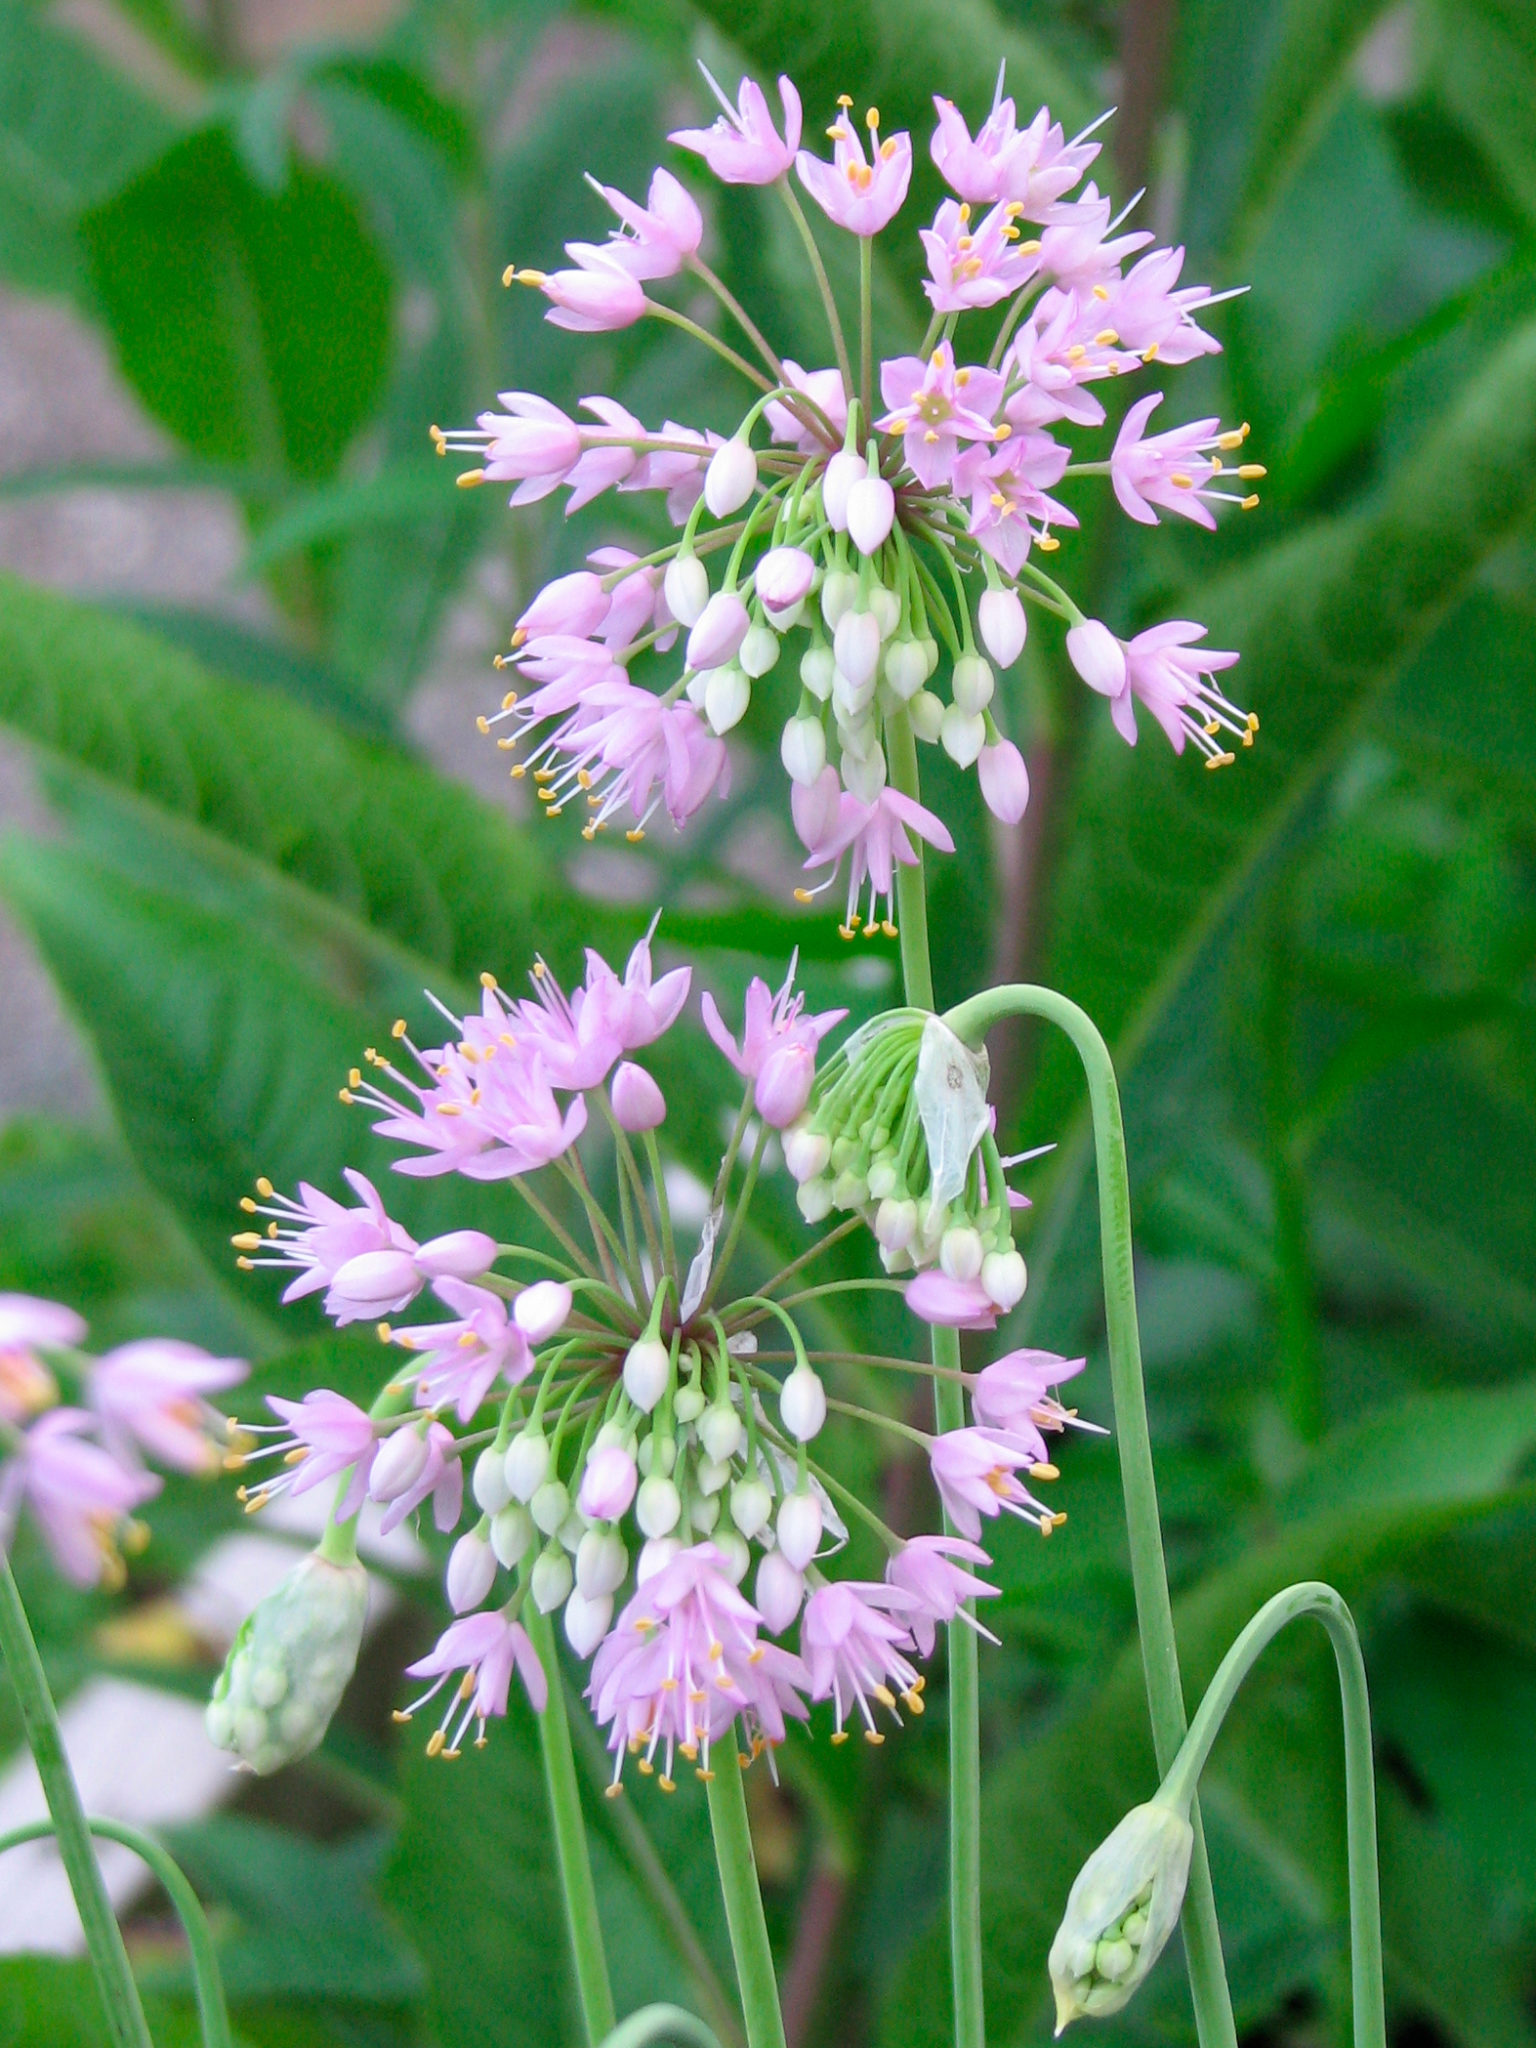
[0,1957,203,2048]
[77,125,391,482]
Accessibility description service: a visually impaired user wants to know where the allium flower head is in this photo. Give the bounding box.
[90,1339,248,1474]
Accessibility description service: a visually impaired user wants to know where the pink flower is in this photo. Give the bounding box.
[700,952,847,1129]
[357,1027,588,1182]
[400,1610,547,1753]
[248,1389,378,1519]
[885,1535,1000,1656]
[800,1581,925,1741]
[793,772,955,937]
[393,1279,548,1422]
[611,1061,666,1132]
[876,343,1003,489]
[561,396,647,511]
[978,739,1030,823]
[377,1419,463,1534]
[1001,295,1111,432]
[1101,246,1226,364]
[687,590,750,672]
[1073,620,1249,762]
[89,1339,247,1474]
[928,1427,1056,1541]
[445,393,584,504]
[929,95,1102,211]
[235,1170,416,1305]
[959,432,1074,575]
[588,548,671,650]
[514,571,610,643]
[590,167,703,280]
[1036,186,1153,294]
[533,254,647,333]
[0,1409,158,1586]
[904,1271,998,1330]
[920,196,1040,313]
[765,362,848,452]
[971,1347,1091,1446]
[588,1543,809,1788]
[671,73,802,185]
[0,1295,86,1422]
[1110,394,1257,530]
[797,108,912,236]
[754,545,817,616]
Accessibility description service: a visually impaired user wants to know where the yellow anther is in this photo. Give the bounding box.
[426,1730,446,1756]
[1216,429,1245,450]
[392,1709,413,1723]
[1240,493,1260,510]
[348,1068,362,1088]
[501,265,515,287]
[604,1781,625,1798]
[1065,344,1086,361]
[837,93,852,107]
[1019,238,1041,254]
[256,1176,274,1197]
[1037,534,1060,552]
[377,1323,393,1343]
[881,919,897,938]
[830,1729,849,1745]
[1247,712,1260,733]
[1237,464,1266,479]
[1169,472,1194,490]
[872,1683,896,1708]
[1031,1461,1060,1481]
[236,1256,253,1270]
[480,971,498,990]
[658,1775,676,1794]
[1094,328,1119,347]
[626,828,646,843]
[864,1729,885,1745]
[793,886,814,903]
[392,1018,407,1038]
[880,137,897,159]
[502,690,518,711]
[1142,343,1159,362]
[429,424,445,452]
[338,1088,353,1104]
[955,366,971,385]
[865,106,879,128]
[476,715,490,735]
[1204,751,1236,770]
[993,422,1012,441]
[456,469,484,489]
[231,1231,262,1251]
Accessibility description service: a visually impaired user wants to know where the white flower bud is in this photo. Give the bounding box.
[696,1454,732,1496]
[712,1529,751,1583]
[756,1549,804,1632]
[663,552,709,628]
[530,1542,573,1613]
[672,1384,705,1425]
[846,474,895,555]
[472,1444,513,1515]
[1048,1802,1194,2030]
[1066,620,1127,698]
[205,1552,368,1776]
[775,1489,822,1569]
[820,567,858,627]
[875,1197,918,1251]
[869,584,900,641]
[822,451,865,531]
[563,1588,612,1657]
[689,1491,720,1533]
[780,1364,827,1442]
[576,1527,629,1597]
[978,587,1027,667]
[730,1474,773,1538]
[833,608,881,688]
[367,1424,429,1504]
[951,653,995,715]
[940,1225,985,1282]
[636,1535,680,1583]
[700,1401,744,1463]
[800,643,835,700]
[705,662,751,735]
[883,638,927,699]
[505,1428,550,1502]
[781,715,827,786]
[491,1500,535,1568]
[635,1472,682,1538]
[704,434,758,516]
[739,623,781,677]
[784,1124,831,1182]
[623,1337,670,1413]
[909,689,944,742]
[840,740,887,803]
[797,1177,835,1223]
[446,1529,496,1612]
[530,1477,570,1535]
[941,702,986,767]
[832,666,877,725]
[982,1248,1028,1311]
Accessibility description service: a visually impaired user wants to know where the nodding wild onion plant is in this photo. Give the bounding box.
[0,58,1388,2048]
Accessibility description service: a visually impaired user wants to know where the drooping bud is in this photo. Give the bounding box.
[740,623,781,678]
[414,1230,498,1280]
[700,1401,744,1463]
[1065,620,1126,699]
[941,703,986,767]
[491,1500,535,1567]
[982,1249,1027,1311]
[704,434,759,516]
[776,1489,822,1569]
[756,545,816,618]
[664,551,710,628]
[822,450,866,531]
[505,1427,551,1502]
[705,661,751,734]
[1048,1801,1194,2031]
[367,1422,431,1504]
[781,714,828,787]
[611,1061,666,1132]
[623,1336,670,1413]
[833,609,882,689]
[951,654,995,715]
[979,739,1030,823]
[530,1476,570,1535]
[909,689,944,742]
[472,1444,513,1515]
[515,1280,572,1343]
[846,473,895,555]
[730,1473,773,1538]
[531,1542,574,1612]
[446,1528,496,1612]
[819,567,858,627]
[205,1550,368,1775]
[756,1548,805,1632]
[712,1528,751,1583]
[687,590,750,671]
[883,638,927,699]
[577,1442,638,1521]
[563,1587,613,1656]
[575,1526,629,1597]
[978,587,1027,667]
[780,1364,827,1442]
[783,1123,831,1183]
[635,1471,682,1538]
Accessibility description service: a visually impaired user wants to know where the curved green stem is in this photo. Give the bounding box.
[645,301,774,392]
[1159,1583,1383,2048]
[777,181,853,401]
[0,1817,232,2048]
[598,2004,723,2048]
[0,1559,154,2048]
[526,1603,616,2045]
[940,981,1237,2048]
[706,1762,786,2048]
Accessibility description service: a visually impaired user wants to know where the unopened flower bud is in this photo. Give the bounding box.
[414,1230,498,1282]
[635,1472,682,1538]
[941,703,986,767]
[820,567,858,627]
[637,1535,680,1582]
[530,1477,570,1535]
[704,434,758,516]
[730,1474,773,1538]
[784,1124,831,1183]
[446,1528,496,1612]
[781,714,827,786]
[797,1177,834,1223]
[846,474,895,554]
[505,1428,550,1502]
[883,638,927,699]
[780,1364,827,1442]
[205,1551,367,1776]
[833,609,881,689]
[1066,620,1126,699]
[712,1529,751,1583]
[776,1489,822,1569]
[982,1249,1027,1311]
[472,1443,513,1515]
[705,661,751,734]
[329,1249,421,1318]
[1048,1802,1194,2031]
[624,1337,670,1412]
[756,544,816,616]
[909,689,944,742]
[516,1280,572,1343]
[670,1386,704,1426]
[690,1491,721,1533]
[697,1453,732,1496]
[491,1500,535,1567]
[756,1548,805,1632]
[952,654,995,715]
[979,739,1030,824]
[577,1442,639,1521]
[978,587,1027,667]
[687,590,749,671]
[576,1527,629,1597]
[841,740,887,804]
[700,1401,744,1463]
[368,1423,430,1503]
[869,585,900,640]
[876,1197,918,1251]
[756,1041,817,1128]
[563,1587,611,1656]
[611,1061,666,1132]
[822,451,865,531]
[941,1226,985,1282]
[664,551,709,628]
[531,1542,573,1612]
[800,643,835,700]
[739,623,781,677]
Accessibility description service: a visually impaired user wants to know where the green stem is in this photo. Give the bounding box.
[645,301,775,392]
[884,712,985,2048]
[0,1559,154,2048]
[1160,1583,1384,2048]
[777,181,853,402]
[940,982,1238,2048]
[644,1129,678,1281]
[526,1604,616,2045]
[859,236,873,432]
[0,1817,232,2048]
[706,1763,786,2048]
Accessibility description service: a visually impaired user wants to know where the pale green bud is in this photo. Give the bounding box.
[1048,1801,1193,2031]
[205,1551,368,1776]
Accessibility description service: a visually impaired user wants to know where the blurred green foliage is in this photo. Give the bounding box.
[0,0,1532,2045]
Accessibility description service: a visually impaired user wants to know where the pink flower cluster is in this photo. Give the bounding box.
[0,1293,246,1587]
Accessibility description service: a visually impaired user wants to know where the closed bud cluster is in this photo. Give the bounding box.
[1048,1801,1194,2030]
[205,1550,369,1775]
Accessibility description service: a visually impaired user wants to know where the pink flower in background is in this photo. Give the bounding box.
[401,1610,548,1752]
[0,1295,85,1422]
[0,1408,158,1586]
[90,1339,247,1474]
[671,72,802,185]
[797,107,912,236]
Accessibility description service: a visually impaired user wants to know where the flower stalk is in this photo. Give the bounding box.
[706,1761,787,2048]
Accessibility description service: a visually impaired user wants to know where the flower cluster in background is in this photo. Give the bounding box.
[434,66,1257,934]
[213,924,1093,1783]
[0,1295,246,1588]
